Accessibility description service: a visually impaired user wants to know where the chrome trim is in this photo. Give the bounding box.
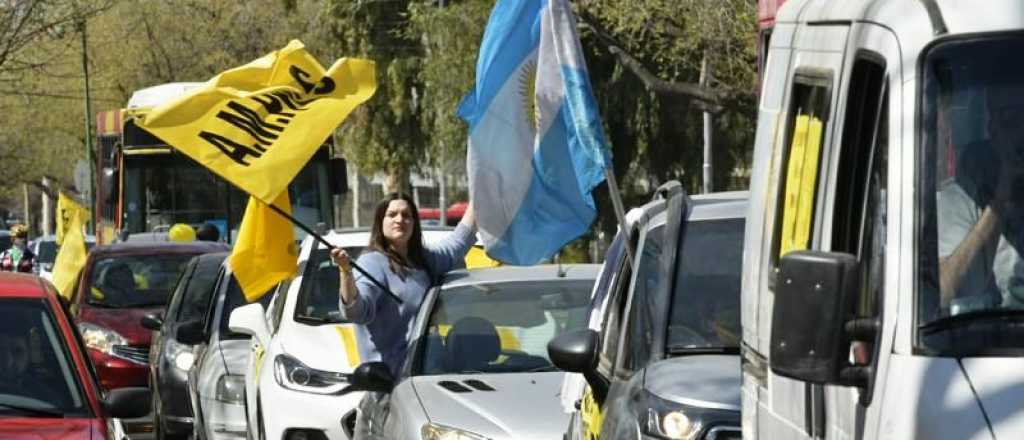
[706,426,742,440]
[163,415,194,424]
[112,344,150,365]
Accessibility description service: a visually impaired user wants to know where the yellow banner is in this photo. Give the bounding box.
[56,193,89,246]
[779,115,824,257]
[52,207,88,300]
[138,40,376,203]
[229,193,297,302]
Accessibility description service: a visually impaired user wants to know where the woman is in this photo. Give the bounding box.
[0,225,35,273]
[332,193,477,375]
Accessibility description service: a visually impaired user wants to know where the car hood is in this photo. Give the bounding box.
[644,354,741,411]
[0,418,99,439]
[78,306,161,345]
[217,338,253,376]
[278,322,361,373]
[411,372,569,440]
[961,358,1024,439]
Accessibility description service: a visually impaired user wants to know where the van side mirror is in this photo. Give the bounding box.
[341,362,395,395]
[770,251,860,385]
[175,320,206,345]
[140,312,163,331]
[548,329,608,402]
[228,303,270,348]
[102,387,151,419]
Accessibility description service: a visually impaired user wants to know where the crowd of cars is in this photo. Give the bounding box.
[0,183,747,440]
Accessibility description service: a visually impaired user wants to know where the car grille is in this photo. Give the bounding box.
[112,345,150,365]
[706,426,741,440]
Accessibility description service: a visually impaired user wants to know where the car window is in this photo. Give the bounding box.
[164,258,199,321]
[416,279,593,375]
[176,256,226,323]
[0,298,90,417]
[294,246,366,324]
[87,254,197,308]
[596,235,635,380]
[219,275,274,339]
[270,277,292,333]
[666,218,745,353]
[622,225,665,371]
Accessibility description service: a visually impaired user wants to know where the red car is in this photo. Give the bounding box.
[0,272,150,439]
[69,241,228,390]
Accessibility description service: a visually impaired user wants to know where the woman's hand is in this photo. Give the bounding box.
[331,248,352,275]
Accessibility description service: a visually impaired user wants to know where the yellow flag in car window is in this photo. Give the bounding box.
[779,114,824,258]
[52,207,88,300]
[229,193,297,302]
[56,193,89,246]
[137,39,376,204]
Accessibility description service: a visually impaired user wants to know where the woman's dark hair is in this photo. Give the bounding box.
[368,193,427,278]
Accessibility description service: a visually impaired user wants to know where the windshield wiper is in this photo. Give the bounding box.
[920,309,1024,335]
[0,402,64,417]
[666,346,739,356]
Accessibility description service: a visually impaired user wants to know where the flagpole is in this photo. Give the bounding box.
[265,202,404,305]
[604,169,634,266]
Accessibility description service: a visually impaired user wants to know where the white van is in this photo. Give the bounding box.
[743,1,1024,439]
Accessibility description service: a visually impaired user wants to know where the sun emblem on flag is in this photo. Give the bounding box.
[518,60,539,132]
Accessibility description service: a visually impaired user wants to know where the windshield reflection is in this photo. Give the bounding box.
[87,254,195,308]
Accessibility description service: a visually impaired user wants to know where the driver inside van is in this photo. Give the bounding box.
[937,79,1024,313]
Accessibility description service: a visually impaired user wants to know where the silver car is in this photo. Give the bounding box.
[343,264,600,440]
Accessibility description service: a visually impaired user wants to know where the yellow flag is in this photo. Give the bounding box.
[229,192,298,302]
[52,208,88,300]
[779,115,824,258]
[56,193,89,246]
[138,39,376,203]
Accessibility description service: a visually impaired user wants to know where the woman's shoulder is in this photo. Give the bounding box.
[357,249,388,265]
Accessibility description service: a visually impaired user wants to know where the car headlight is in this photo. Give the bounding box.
[273,354,349,394]
[166,341,196,371]
[421,423,489,440]
[216,374,246,404]
[79,323,127,355]
[641,390,737,440]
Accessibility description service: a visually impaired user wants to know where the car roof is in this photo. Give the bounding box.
[0,272,51,298]
[89,241,229,256]
[441,264,602,289]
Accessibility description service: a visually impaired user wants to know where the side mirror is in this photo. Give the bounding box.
[140,313,164,331]
[341,362,395,395]
[770,251,860,385]
[228,303,270,348]
[102,387,151,419]
[175,320,207,345]
[548,329,599,373]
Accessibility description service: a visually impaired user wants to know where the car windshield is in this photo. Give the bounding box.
[219,276,273,339]
[666,217,744,353]
[294,247,366,324]
[416,278,593,375]
[917,35,1024,355]
[87,254,197,308]
[0,299,89,418]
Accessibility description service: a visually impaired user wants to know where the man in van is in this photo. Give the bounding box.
[938,79,1024,313]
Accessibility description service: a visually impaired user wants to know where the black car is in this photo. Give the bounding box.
[143,252,229,440]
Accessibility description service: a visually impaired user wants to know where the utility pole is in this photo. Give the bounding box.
[701,52,713,194]
[79,19,96,233]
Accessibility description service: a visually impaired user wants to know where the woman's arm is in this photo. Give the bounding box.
[333,251,388,324]
[426,203,479,274]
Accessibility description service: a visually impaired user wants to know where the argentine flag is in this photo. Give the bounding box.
[458,0,611,265]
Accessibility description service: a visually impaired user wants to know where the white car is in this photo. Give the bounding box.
[188,263,274,440]
[232,227,457,440]
[30,234,96,281]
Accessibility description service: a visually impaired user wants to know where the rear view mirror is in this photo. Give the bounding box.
[228,303,270,348]
[175,320,206,345]
[140,313,163,331]
[102,387,151,419]
[341,362,395,395]
[770,251,859,384]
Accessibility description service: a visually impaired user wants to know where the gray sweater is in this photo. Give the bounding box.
[340,222,476,374]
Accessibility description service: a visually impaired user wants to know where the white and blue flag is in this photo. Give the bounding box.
[458,0,611,265]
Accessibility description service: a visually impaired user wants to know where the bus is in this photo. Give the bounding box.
[94,83,346,244]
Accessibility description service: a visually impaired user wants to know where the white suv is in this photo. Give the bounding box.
[232,227,457,440]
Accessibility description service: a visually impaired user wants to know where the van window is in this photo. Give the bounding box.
[622,225,665,371]
[596,233,636,379]
[773,76,832,265]
[918,35,1024,355]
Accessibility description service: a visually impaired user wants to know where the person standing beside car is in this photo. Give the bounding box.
[331,193,477,375]
[0,225,35,273]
